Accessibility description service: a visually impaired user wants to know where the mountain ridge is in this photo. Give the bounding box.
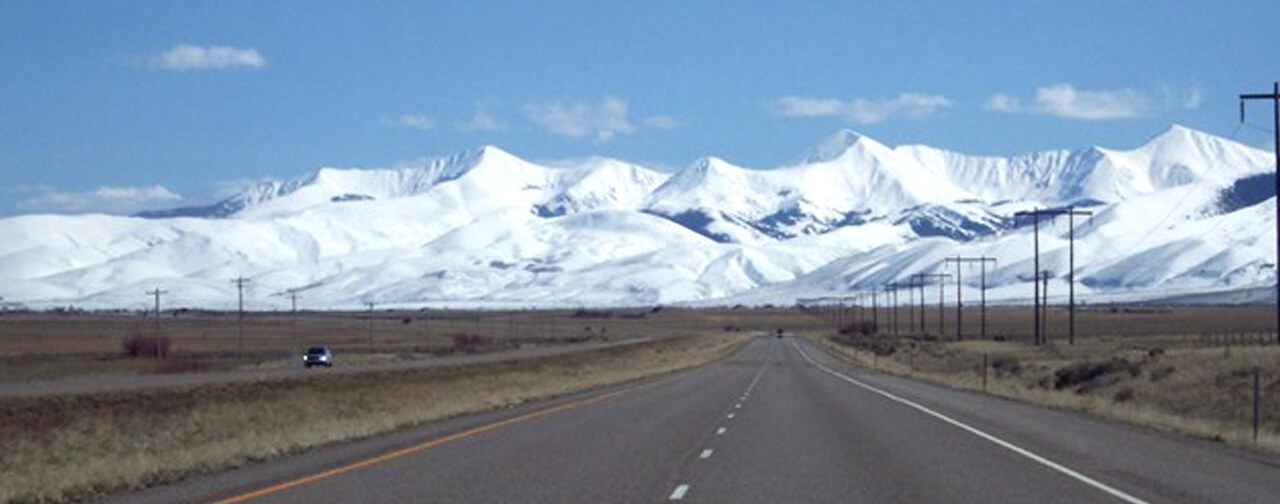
[2,124,1273,309]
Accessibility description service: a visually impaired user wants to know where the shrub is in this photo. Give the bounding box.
[990,357,1022,376]
[1149,366,1176,383]
[121,334,171,358]
[450,334,490,353]
[1053,358,1137,391]
[838,321,877,336]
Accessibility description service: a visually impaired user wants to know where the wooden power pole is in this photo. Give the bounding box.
[944,256,998,341]
[1240,82,1280,343]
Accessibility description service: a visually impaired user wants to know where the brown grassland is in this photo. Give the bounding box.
[807,303,1280,453]
[1,304,1277,503]
[0,328,750,503]
[0,307,818,383]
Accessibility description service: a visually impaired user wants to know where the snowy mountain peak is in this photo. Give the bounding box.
[798,129,874,164]
[17,124,1280,308]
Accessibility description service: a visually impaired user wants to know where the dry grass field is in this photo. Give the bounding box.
[0,306,822,384]
[0,331,749,504]
[808,303,1280,454]
[2,303,1277,503]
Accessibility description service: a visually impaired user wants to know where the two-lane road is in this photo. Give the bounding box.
[111,336,1280,503]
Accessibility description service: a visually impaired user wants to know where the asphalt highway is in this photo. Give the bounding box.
[108,335,1280,503]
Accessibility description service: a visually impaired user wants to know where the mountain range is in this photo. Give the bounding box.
[1,125,1275,310]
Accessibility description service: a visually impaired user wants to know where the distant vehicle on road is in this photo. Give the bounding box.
[302,346,333,368]
[775,328,784,338]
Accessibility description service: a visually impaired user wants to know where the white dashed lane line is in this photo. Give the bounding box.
[716,427,727,435]
[700,449,713,459]
[669,484,690,500]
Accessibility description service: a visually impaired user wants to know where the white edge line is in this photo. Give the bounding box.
[789,340,1149,504]
[669,484,690,500]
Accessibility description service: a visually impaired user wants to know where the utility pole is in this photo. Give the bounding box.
[1016,207,1091,345]
[145,288,168,359]
[910,274,926,334]
[981,257,996,340]
[1039,271,1053,344]
[906,280,916,333]
[287,289,301,353]
[871,290,878,332]
[932,274,951,337]
[912,273,950,336]
[366,302,376,353]
[944,257,999,341]
[1240,82,1280,343]
[1065,209,1092,345]
[854,294,863,327]
[884,284,898,336]
[231,277,249,362]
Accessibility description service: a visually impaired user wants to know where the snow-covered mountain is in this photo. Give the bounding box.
[1,125,1275,309]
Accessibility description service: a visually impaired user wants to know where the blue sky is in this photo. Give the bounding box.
[0,0,1276,215]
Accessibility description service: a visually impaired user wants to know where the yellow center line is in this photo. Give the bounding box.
[207,379,665,504]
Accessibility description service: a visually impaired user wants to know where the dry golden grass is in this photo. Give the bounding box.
[809,331,1280,454]
[0,307,818,383]
[0,332,747,504]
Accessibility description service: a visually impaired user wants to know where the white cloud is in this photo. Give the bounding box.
[771,97,847,117]
[642,115,681,130]
[1183,87,1203,109]
[982,94,1023,113]
[149,44,268,70]
[456,104,508,133]
[94,185,182,203]
[983,83,1177,120]
[13,184,181,214]
[770,93,954,124]
[524,96,637,142]
[381,114,436,131]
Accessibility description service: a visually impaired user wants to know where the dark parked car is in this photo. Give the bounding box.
[302,346,333,368]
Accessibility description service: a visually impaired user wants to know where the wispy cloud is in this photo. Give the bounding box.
[380,114,436,131]
[456,103,508,133]
[983,83,1197,120]
[149,44,268,70]
[769,93,954,124]
[12,184,182,214]
[641,115,681,130]
[524,96,637,142]
[1170,85,1202,110]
